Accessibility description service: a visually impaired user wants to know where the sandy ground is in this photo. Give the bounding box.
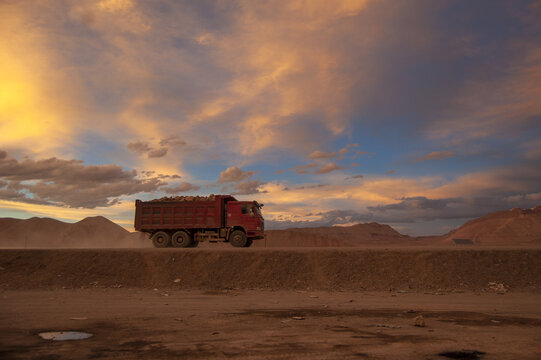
[1,289,541,360]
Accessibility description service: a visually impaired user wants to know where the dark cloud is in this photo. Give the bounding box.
[369,196,451,213]
[164,182,200,193]
[218,166,255,183]
[267,191,541,231]
[292,184,327,190]
[159,136,186,147]
[232,179,267,195]
[414,151,455,162]
[128,138,181,159]
[265,209,373,230]
[0,151,165,208]
[127,141,151,154]
[147,147,168,158]
[346,174,364,179]
[215,166,265,194]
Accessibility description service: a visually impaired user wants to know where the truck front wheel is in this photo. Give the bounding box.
[229,230,248,247]
[151,231,170,248]
[171,231,192,248]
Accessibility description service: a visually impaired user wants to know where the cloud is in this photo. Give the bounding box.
[218,166,255,183]
[315,162,346,174]
[385,170,395,174]
[232,179,267,195]
[0,150,164,208]
[164,182,200,193]
[309,150,337,159]
[414,151,455,162]
[127,140,151,154]
[274,169,285,175]
[128,138,180,159]
[147,147,168,158]
[346,174,364,179]
[159,136,186,147]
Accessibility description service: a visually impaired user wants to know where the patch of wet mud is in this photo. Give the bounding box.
[439,349,486,359]
[326,325,433,344]
[38,331,93,341]
[237,308,541,326]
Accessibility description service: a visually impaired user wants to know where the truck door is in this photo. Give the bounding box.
[226,202,257,231]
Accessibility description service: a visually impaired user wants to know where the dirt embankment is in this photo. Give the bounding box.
[0,216,148,248]
[1,249,540,292]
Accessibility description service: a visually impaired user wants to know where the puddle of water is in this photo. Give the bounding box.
[38,331,93,341]
[439,350,486,359]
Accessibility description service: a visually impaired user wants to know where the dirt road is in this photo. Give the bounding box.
[1,248,541,359]
[1,289,541,360]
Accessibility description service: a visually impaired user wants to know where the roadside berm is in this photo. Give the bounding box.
[1,248,539,292]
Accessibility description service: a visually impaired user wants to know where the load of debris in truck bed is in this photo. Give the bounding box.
[149,194,217,202]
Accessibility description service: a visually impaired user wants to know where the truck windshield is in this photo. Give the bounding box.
[253,204,262,218]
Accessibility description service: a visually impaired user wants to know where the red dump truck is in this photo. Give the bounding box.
[134,195,264,248]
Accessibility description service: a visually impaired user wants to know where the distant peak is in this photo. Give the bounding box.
[77,216,114,224]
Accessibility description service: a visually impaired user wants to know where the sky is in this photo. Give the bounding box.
[1,0,541,235]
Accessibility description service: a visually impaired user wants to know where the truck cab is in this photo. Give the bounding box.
[226,201,265,240]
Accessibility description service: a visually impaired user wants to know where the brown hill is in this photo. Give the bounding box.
[442,205,541,245]
[255,222,433,247]
[0,216,149,248]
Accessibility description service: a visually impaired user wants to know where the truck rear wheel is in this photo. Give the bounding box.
[151,231,170,248]
[229,230,247,247]
[171,231,192,248]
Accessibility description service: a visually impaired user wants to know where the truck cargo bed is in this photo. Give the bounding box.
[134,195,235,231]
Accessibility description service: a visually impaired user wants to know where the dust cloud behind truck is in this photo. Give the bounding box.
[134,195,264,248]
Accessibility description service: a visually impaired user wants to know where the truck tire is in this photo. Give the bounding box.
[171,231,192,248]
[229,230,247,247]
[151,231,170,248]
